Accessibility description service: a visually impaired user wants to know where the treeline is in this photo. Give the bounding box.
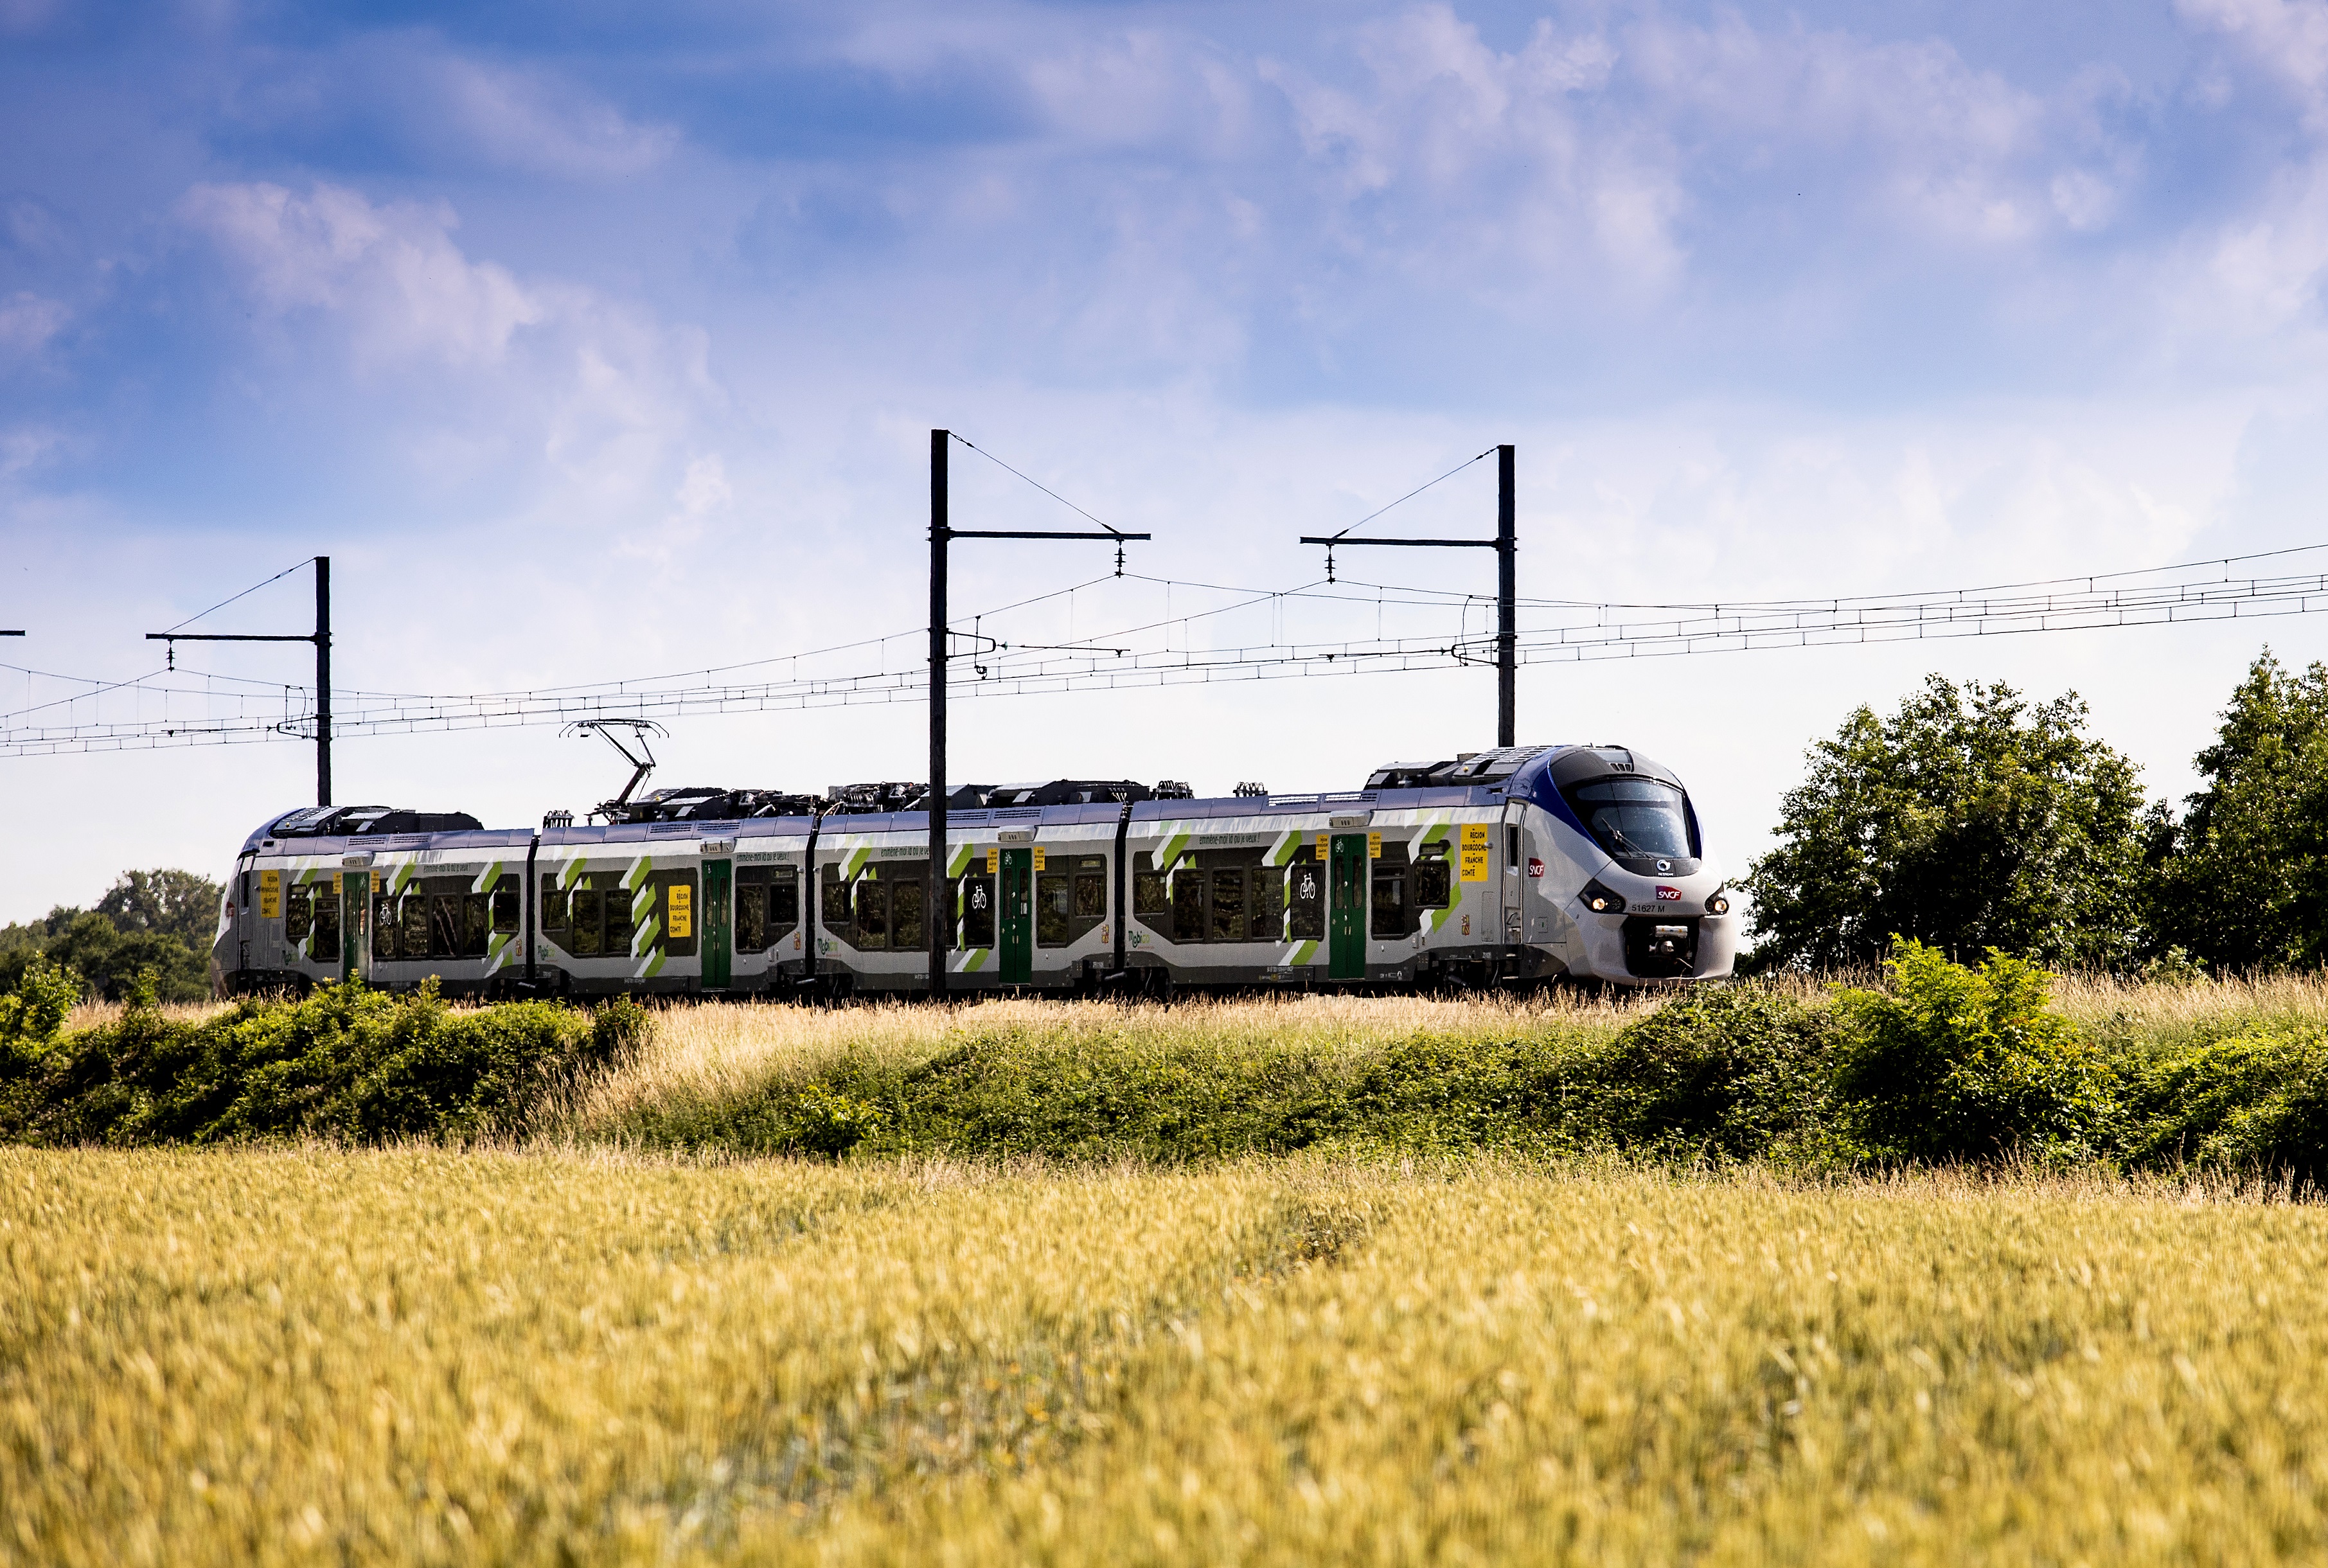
[1746,650,2328,974]
[0,869,219,1002]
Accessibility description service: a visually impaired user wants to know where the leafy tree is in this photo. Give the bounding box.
[40,913,211,1003]
[2147,650,2328,969]
[0,869,220,1002]
[1745,675,2147,970]
[96,869,222,947]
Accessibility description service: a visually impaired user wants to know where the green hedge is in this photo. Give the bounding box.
[612,943,2328,1180]
[615,983,1854,1165]
[0,965,644,1146]
[15,944,2328,1180]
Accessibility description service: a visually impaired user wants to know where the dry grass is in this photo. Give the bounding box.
[62,997,234,1033]
[2050,969,2328,1045]
[8,1147,2328,1566]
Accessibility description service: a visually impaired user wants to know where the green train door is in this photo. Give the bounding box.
[341,871,366,981]
[998,847,1034,983]
[1329,833,1369,979]
[702,859,733,990]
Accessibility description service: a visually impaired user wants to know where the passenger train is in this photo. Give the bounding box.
[210,744,1736,997]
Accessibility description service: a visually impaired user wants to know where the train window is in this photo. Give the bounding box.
[1252,864,1284,941]
[461,894,491,958]
[1036,871,1070,946]
[1209,868,1245,942]
[1132,852,1168,920]
[401,896,429,959]
[373,895,399,960]
[1371,864,1405,938]
[855,876,888,949]
[892,879,925,950]
[603,878,637,953]
[491,877,519,934]
[1172,864,1204,941]
[1506,825,1520,867]
[571,889,602,956]
[1562,777,1697,860]
[428,895,458,959]
[1065,857,1106,945]
[1372,842,1414,938]
[285,884,312,940]
[961,872,995,947]
[821,864,852,931]
[769,868,799,929]
[540,877,569,932]
[311,892,340,963]
[1414,848,1452,909]
[1072,865,1105,920]
[737,884,767,952]
[1287,854,1325,941]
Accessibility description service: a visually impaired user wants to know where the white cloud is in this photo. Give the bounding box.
[0,292,67,357]
[177,181,725,564]
[2180,0,2328,127]
[179,182,542,368]
[431,56,680,179]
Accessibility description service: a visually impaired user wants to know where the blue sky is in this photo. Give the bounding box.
[6,0,2328,918]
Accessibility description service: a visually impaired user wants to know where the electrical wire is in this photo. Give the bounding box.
[157,558,315,636]
[10,546,2328,758]
[1328,447,1499,540]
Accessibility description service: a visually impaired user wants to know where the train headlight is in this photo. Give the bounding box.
[1705,890,1731,916]
[1580,880,1624,914]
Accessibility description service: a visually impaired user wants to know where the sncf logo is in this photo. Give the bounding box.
[1655,885,1683,902]
[1526,858,1545,878]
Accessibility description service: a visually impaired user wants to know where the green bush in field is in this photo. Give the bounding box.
[0,970,646,1146]
[1835,938,2111,1163]
[788,1081,888,1156]
[0,956,78,1073]
[1577,984,1845,1162]
[2122,1028,2328,1182]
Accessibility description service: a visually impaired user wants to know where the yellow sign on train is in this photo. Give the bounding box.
[258,869,281,919]
[666,883,693,940]
[986,847,999,873]
[1459,823,1493,882]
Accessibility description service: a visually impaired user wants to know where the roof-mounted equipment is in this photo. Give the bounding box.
[565,718,668,824]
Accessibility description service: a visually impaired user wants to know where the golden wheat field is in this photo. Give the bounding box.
[8,1138,2328,1567]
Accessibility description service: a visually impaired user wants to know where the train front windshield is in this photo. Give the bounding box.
[1566,778,1697,860]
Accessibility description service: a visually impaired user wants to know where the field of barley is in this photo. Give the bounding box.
[10,1143,2328,1566]
[13,983,2328,1564]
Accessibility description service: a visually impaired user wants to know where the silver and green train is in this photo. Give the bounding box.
[210,744,1736,997]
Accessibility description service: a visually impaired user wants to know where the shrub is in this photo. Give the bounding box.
[788,1082,888,1157]
[2122,1028,2328,1182]
[0,979,633,1147]
[1579,984,1844,1162]
[0,957,79,1074]
[1835,938,2110,1163]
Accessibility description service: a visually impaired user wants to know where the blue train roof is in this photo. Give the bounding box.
[236,742,1688,854]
